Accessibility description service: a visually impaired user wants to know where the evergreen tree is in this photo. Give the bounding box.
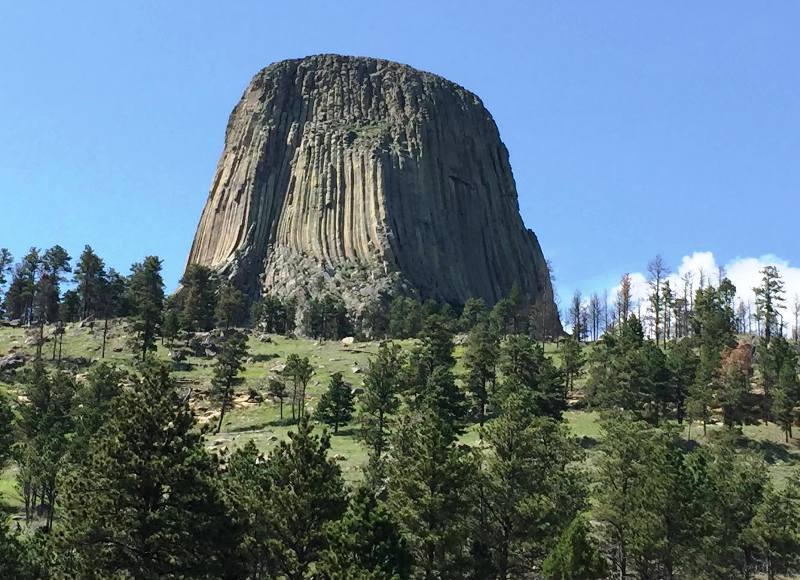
[0,393,13,470]
[699,445,768,577]
[463,320,499,427]
[128,255,165,361]
[73,244,105,319]
[215,280,246,329]
[15,360,75,529]
[267,377,287,420]
[179,263,218,331]
[773,351,800,441]
[319,487,411,579]
[222,441,274,578]
[56,364,241,578]
[70,362,126,459]
[162,299,180,347]
[284,354,314,420]
[264,413,348,579]
[745,474,800,579]
[498,334,565,418]
[360,343,404,462]
[718,360,750,429]
[754,265,786,344]
[5,248,41,323]
[541,515,608,580]
[459,297,487,332]
[388,296,422,339]
[212,330,248,433]
[38,244,71,325]
[314,371,354,434]
[0,525,30,579]
[561,333,584,398]
[386,408,477,577]
[759,336,796,423]
[421,366,468,437]
[479,394,586,576]
[97,269,119,358]
[0,247,12,318]
[666,338,698,423]
[594,416,697,579]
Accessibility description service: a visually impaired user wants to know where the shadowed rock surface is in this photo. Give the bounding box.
[187,54,560,334]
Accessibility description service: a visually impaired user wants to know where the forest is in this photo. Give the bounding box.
[0,245,799,579]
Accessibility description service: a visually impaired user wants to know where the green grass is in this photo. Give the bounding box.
[0,467,20,510]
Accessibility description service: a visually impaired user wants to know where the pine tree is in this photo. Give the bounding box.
[386,408,477,577]
[360,343,404,462]
[70,362,126,459]
[666,338,699,424]
[541,515,608,580]
[463,320,499,427]
[284,354,314,420]
[421,366,468,437]
[15,360,75,529]
[773,353,800,441]
[593,416,699,579]
[314,371,354,434]
[128,255,165,361]
[0,248,12,318]
[754,265,786,344]
[745,474,800,579]
[319,487,411,579]
[56,363,242,578]
[0,525,29,579]
[73,244,105,320]
[215,280,246,329]
[718,361,750,429]
[479,394,586,576]
[162,300,180,347]
[0,393,14,473]
[647,255,670,345]
[221,441,274,577]
[498,334,565,418]
[265,413,348,579]
[561,333,584,398]
[459,297,487,332]
[267,377,288,420]
[212,330,248,433]
[4,248,41,323]
[179,263,218,331]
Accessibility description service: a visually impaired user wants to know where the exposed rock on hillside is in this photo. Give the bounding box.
[187,54,560,335]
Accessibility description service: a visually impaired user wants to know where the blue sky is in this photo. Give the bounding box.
[1,1,798,305]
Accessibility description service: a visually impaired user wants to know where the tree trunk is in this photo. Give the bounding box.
[216,387,229,434]
[101,317,109,358]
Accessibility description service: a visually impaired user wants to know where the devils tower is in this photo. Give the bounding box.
[187,54,560,334]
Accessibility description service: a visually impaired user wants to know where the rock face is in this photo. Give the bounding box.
[187,54,560,334]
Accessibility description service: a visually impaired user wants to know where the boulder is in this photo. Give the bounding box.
[0,352,25,371]
[341,336,355,347]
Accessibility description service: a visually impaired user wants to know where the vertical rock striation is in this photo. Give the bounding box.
[187,54,560,334]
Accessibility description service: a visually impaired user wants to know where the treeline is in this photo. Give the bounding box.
[0,246,555,345]
[566,255,797,345]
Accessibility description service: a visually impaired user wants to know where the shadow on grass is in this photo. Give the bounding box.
[329,426,360,438]
[578,436,598,450]
[747,440,795,465]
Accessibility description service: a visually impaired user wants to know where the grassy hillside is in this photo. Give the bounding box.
[1,321,799,511]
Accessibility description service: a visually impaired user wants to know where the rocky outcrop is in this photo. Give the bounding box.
[187,54,560,334]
